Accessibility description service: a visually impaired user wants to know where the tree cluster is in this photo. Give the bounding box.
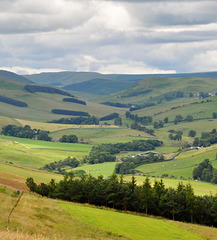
[162,91,184,102]
[52,109,89,117]
[125,111,152,125]
[130,122,155,135]
[101,102,131,108]
[1,124,51,141]
[0,95,28,107]
[173,115,194,125]
[88,140,163,164]
[41,157,80,173]
[60,134,78,143]
[115,153,164,175]
[114,117,122,126]
[26,175,217,227]
[129,102,155,111]
[193,159,217,184]
[168,130,183,140]
[63,98,86,105]
[121,89,152,98]
[193,129,217,147]
[49,116,99,125]
[153,121,164,129]
[100,113,119,121]
[25,85,73,97]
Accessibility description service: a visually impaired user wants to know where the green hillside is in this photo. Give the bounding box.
[0,78,126,121]
[97,77,217,106]
[2,186,217,240]
[0,70,33,83]
[63,78,134,95]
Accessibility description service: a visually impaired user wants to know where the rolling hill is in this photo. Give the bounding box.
[0,70,33,83]
[0,78,126,121]
[63,78,134,95]
[96,76,217,106]
[24,70,217,88]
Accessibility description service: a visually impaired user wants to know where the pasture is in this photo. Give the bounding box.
[0,188,123,240]
[0,135,92,152]
[74,162,117,177]
[136,144,217,179]
[60,202,205,240]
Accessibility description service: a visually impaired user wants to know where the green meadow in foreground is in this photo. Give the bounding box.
[59,202,205,240]
[2,186,217,240]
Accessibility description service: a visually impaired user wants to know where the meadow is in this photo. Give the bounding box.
[136,144,217,179]
[0,135,92,152]
[2,186,217,240]
[60,202,207,240]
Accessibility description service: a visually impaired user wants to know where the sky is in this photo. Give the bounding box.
[0,0,217,75]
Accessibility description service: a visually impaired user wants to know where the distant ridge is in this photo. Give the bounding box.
[0,70,33,83]
[24,71,217,87]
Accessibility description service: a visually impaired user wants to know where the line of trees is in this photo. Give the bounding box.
[193,129,217,147]
[52,109,89,117]
[25,85,73,97]
[1,124,51,141]
[88,140,163,164]
[41,157,80,173]
[63,98,86,105]
[0,95,28,107]
[193,159,217,184]
[49,116,99,125]
[26,175,217,227]
[115,153,164,175]
[125,111,153,125]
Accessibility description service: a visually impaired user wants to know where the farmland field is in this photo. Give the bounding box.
[0,135,92,152]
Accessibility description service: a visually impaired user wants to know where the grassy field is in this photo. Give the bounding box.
[0,78,126,121]
[60,202,207,240]
[154,118,217,141]
[136,144,217,179]
[0,187,124,240]
[16,118,119,131]
[0,135,92,152]
[0,162,63,186]
[0,139,89,170]
[49,127,151,143]
[2,186,217,240]
[74,162,117,177]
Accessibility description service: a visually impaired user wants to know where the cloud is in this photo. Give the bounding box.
[0,0,217,74]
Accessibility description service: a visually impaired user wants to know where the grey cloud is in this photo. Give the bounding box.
[0,0,217,74]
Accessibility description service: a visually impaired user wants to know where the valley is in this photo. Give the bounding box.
[1,70,217,239]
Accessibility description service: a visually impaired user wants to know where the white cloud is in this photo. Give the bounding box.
[0,66,65,75]
[0,0,217,74]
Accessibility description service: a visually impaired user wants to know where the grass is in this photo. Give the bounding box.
[1,185,217,240]
[0,78,126,121]
[135,143,217,179]
[154,119,217,141]
[74,162,117,178]
[59,202,205,240]
[0,116,21,129]
[50,127,151,143]
[0,162,63,186]
[0,135,92,152]
[0,187,124,240]
[16,118,119,131]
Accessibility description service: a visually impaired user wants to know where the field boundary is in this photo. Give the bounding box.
[6,191,24,230]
